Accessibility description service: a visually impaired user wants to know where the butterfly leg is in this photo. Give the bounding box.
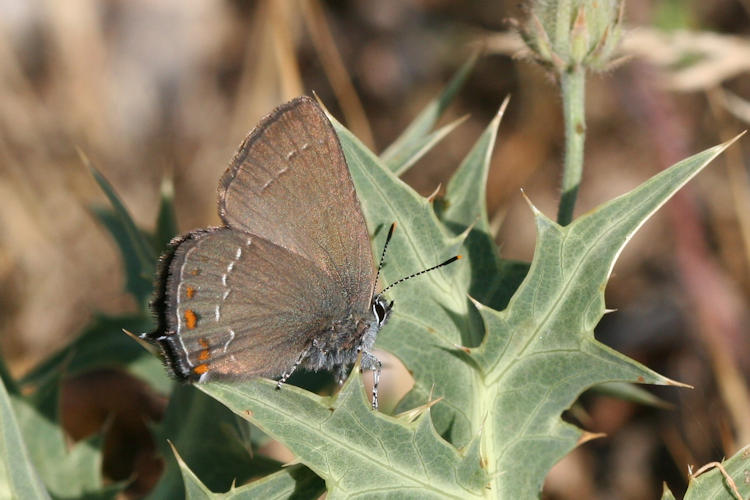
[276,347,309,390]
[335,364,348,386]
[362,352,382,410]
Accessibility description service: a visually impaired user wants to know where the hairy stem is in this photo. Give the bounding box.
[557,66,586,226]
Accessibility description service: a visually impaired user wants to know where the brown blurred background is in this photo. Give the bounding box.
[0,0,749,498]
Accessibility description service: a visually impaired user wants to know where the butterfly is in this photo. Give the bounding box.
[145,96,457,409]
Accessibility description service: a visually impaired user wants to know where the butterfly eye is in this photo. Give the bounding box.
[372,296,392,327]
[374,302,385,323]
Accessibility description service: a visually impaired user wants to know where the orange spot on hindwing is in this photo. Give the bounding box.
[184,309,198,329]
[194,337,211,376]
[186,286,195,299]
[197,337,210,361]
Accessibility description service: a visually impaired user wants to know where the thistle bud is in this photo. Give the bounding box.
[518,0,624,73]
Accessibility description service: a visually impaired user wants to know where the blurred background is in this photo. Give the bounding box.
[0,0,748,498]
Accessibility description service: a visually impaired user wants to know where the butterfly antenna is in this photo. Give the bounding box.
[381,255,462,295]
[373,222,397,296]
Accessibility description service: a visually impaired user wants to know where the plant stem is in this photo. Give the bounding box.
[557,65,586,226]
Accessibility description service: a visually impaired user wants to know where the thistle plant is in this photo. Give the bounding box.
[0,2,747,499]
[518,0,625,225]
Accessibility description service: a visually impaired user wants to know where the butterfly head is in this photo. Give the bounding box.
[358,293,392,354]
[371,294,393,330]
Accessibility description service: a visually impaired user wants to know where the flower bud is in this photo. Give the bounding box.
[518,0,624,73]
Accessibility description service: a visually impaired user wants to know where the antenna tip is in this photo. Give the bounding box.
[456,255,463,260]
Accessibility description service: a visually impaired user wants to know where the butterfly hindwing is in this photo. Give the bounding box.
[157,227,345,382]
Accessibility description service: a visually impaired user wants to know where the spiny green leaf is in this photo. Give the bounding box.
[201,371,487,499]
[675,444,750,499]
[214,104,739,498]
[438,97,509,232]
[147,385,280,499]
[173,441,325,500]
[661,483,677,500]
[436,96,529,310]
[465,138,738,497]
[592,381,672,409]
[381,52,478,175]
[226,466,324,500]
[331,110,483,446]
[382,116,468,176]
[0,378,49,499]
[173,444,213,500]
[337,108,737,496]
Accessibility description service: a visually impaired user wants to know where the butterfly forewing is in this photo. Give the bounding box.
[161,228,345,381]
[218,97,374,313]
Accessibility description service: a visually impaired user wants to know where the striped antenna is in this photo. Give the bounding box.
[381,255,462,295]
[372,222,396,297]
